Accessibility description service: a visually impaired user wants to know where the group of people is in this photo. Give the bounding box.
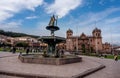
[11,47,30,54]
[11,46,119,61]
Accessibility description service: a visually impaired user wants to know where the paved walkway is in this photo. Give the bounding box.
[83,56,120,78]
[0,52,21,78]
[0,75,22,78]
[0,52,103,78]
[0,52,18,58]
[2,52,119,78]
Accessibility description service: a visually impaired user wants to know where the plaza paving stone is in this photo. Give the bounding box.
[0,52,18,58]
[0,75,22,78]
[84,56,120,78]
[0,52,105,78]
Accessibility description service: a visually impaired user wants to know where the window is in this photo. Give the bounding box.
[96,33,97,36]
[98,33,100,36]
[98,42,99,44]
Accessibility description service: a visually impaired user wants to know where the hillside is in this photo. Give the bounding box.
[0,30,39,38]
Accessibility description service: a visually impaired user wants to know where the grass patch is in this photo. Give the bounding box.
[82,53,120,60]
[105,55,114,59]
[0,47,26,53]
[105,55,120,59]
[16,50,25,53]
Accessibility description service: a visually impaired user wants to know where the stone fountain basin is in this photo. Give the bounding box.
[18,54,82,65]
[39,36,66,43]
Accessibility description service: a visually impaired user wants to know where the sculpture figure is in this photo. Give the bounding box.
[48,15,57,26]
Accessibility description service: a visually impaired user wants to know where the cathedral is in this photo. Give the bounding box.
[66,28,111,53]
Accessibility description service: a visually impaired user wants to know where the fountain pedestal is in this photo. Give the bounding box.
[40,36,65,54]
[40,15,65,55]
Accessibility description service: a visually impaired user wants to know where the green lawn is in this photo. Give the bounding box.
[105,55,120,59]
[0,47,11,52]
[0,48,4,51]
[0,47,26,53]
[83,53,120,60]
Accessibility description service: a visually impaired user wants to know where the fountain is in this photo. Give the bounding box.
[18,15,82,65]
[40,15,65,56]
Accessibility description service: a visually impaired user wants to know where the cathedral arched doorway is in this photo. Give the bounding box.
[81,44,86,53]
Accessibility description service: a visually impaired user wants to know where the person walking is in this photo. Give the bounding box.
[114,54,118,61]
[26,48,29,55]
[12,47,16,54]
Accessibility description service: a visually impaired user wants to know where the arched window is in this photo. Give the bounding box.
[96,33,97,36]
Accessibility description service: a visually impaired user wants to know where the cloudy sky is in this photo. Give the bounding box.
[0,0,120,44]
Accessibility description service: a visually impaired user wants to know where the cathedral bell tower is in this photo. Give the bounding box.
[92,28,102,52]
[92,28,101,38]
[66,29,73,51]
[66,29,73,38]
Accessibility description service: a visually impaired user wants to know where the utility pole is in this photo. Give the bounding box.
[95,21,98,55]
[110,25,114,55]
[76,25,78,53]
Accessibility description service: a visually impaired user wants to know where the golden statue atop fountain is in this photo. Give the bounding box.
[48,15,57,26]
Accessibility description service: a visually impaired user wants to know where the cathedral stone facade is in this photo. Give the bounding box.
[66,28,105,53]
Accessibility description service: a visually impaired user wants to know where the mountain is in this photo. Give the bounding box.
[0,30,39,38]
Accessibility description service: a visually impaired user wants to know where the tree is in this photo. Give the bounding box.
[90,47,93,53]
[15,42,29,48]
[82,44,86,53]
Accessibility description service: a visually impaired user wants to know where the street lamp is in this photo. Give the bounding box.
[95,36,98,55]
[76,25,78,53]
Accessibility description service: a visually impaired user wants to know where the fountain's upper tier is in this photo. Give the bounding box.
[46,25,59,31]
[39,36,65,44]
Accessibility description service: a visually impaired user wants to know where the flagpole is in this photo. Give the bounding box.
[95,21,98,55]
[76,25,78,53]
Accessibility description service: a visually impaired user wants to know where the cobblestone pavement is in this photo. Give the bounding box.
[0,52,103,78]
[83,56,120,78]
[1,52,119,78]
[0,51,19,58]
[0,75,22,78]
[0,52,20,78]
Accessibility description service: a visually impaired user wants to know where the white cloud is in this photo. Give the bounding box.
[62,7,120,30]
[25,16,38,19]
[104,17,120,24]
[79,7,120,26]
[0,21,22,29]
[0,0,43,22]
[36,21,50,36]
[62,7,120,31]
[61,7,120,44]
[46,0,82,18]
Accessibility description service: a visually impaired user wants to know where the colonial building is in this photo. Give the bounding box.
[66,28,111,53]
[0,28,113,53]
[0,35,7,43]
[102,42,112,54]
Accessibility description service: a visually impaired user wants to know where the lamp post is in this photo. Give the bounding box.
[110,25,114,55]
[95,36,98,55]
[76,25,78,53]
[95,21,98,55]
[67,39,70,51]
